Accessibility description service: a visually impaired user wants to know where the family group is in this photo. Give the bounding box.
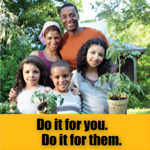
[9,3,117,114]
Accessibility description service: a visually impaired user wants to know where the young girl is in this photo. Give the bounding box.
[10,55,51,114]
[70,37,116,114]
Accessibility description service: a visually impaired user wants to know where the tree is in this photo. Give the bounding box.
[80,19,96,23]
[2,0,83,48]
[93,0,150,32]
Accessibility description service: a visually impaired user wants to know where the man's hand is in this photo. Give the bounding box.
[109,62,118,75]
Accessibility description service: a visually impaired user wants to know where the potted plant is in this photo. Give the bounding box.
[98,39,144,114]
[0,101,20,114]
[31,91,64,114]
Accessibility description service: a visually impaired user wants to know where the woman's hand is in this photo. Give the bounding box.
[70,86,81,96]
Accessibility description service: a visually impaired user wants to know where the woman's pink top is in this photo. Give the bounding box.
[38,51,54,88]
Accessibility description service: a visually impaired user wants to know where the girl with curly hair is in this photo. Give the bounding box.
[10,55,51,114]
[70,37,116,114]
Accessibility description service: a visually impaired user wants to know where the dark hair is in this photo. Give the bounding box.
[13,55,49,97]
[50,60,71,74]
[76,37,110,76]
[59,3,78,16]
[44,25,61,37]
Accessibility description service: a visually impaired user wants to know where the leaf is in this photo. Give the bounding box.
[108,73,113,83]
[105,47,113,59]
[60,98,64,106]
[131,51,141,56]
[129,55,136,62]
[137,85,141,93]
[98,74,108,85]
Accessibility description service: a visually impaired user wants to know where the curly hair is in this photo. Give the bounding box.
[76,37,110,77]
[13,55,49,97]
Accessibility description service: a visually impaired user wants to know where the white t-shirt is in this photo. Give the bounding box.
[17,85,44,114]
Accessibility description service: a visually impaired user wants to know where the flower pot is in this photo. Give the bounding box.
[37,101,57,114]
[107,95,129,114]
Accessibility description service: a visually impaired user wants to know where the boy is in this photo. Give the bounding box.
[49,60,81,114]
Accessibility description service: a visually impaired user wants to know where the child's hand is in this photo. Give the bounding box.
[37,87,52,105]
[44,87,52,94]
[37,89,46,104]
[9,88,16,101]
[70,86,81,96]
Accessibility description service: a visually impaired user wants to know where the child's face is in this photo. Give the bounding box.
[23,63,40,87]
[44,30,61,51]
[50,66,71,93]
[86,44,105,68]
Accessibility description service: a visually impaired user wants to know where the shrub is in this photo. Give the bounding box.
[135,43,150,107]
[0,26,33,102]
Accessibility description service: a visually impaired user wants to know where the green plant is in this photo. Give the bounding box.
[31,91,64,114]
[0,101,20,114]
[99,39,144,100]
[0,26,33,102]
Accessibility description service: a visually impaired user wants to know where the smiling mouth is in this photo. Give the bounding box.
[51,45,57,48]
[28,80,35,82]
[59,84,67,88]
[67,22,74,27]
[91,61,98,65]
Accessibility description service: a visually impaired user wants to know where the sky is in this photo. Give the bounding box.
[79,0,97,22]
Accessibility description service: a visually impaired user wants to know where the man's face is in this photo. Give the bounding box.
[60,6,79,32]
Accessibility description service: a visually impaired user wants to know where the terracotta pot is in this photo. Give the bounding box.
[107,95,129,114]
[37,101,57,114]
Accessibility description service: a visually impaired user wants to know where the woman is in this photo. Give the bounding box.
[30,21,62,88]
[9,21,62,100]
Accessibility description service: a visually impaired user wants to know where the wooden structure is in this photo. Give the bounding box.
[107,37,146,82]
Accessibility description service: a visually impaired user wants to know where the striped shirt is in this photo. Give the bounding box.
[48,90,81,114]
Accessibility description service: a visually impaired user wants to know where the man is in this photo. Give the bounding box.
[59,3,117,72]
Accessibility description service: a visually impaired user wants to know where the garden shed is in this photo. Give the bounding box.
[80,21,147,82]
[107,37,146,82]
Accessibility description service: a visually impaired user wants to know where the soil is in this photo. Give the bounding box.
[110,97,127,100]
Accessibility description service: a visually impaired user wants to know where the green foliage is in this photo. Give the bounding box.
[93,0,150,108]
[98,39,144,101]
[31,91,64,114]
[137,43,150,84]
[0,101,20,114]
[106,22,150,108]
[80,19,96,23]
[94,0,150,32]
[0,26,33,102]
[127,108,150,114]
[2,0,83,48]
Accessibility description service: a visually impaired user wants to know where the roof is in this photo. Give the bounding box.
[107,37,146,55]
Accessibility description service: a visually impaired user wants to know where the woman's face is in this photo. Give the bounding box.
[44,30,61,51]
[86,44,105,68]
